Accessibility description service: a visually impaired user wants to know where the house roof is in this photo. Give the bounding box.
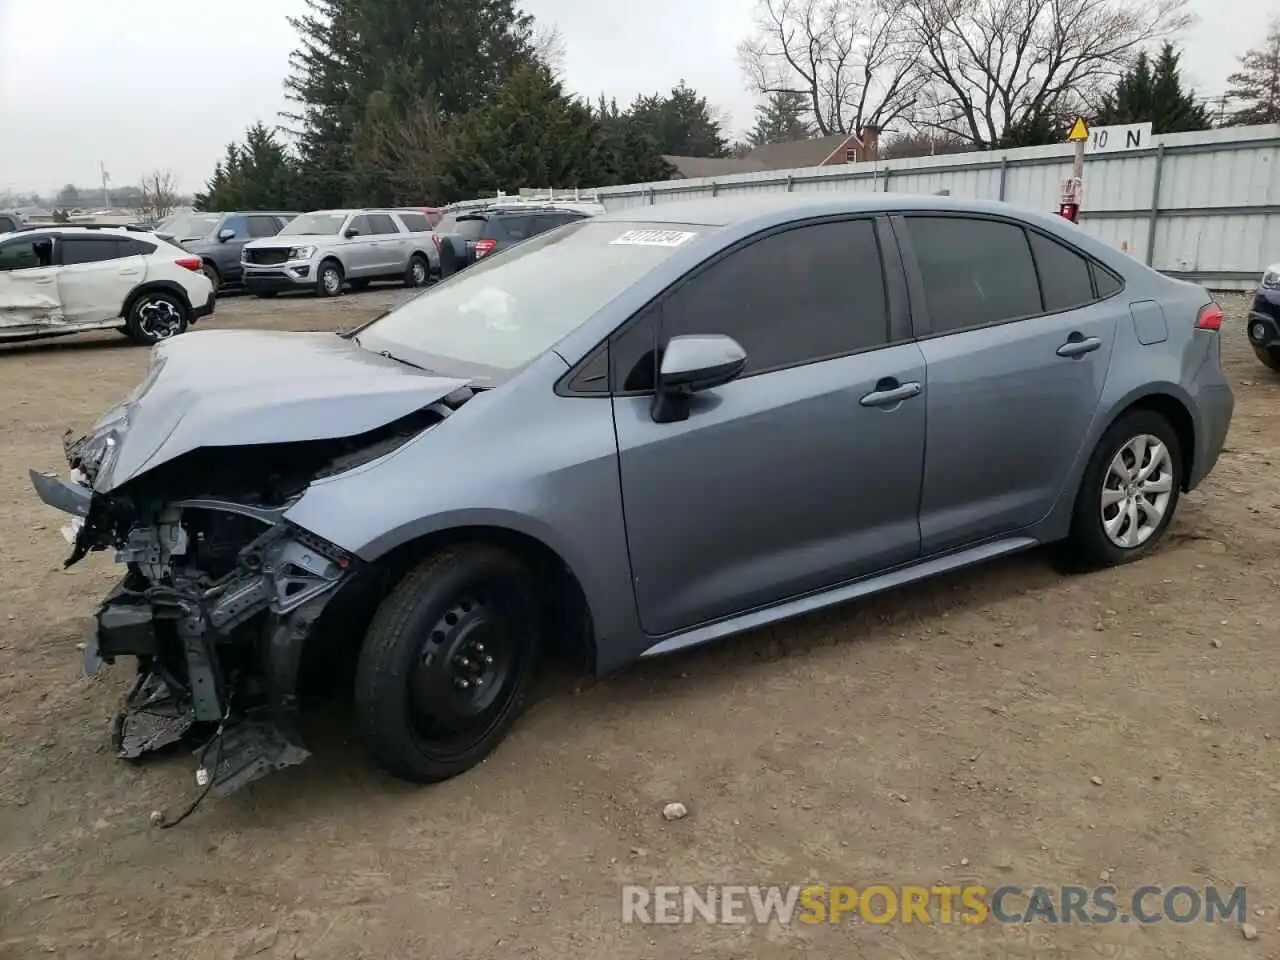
[663,132,865,180]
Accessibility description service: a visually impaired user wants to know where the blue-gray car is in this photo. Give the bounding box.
[29,194,1234,803]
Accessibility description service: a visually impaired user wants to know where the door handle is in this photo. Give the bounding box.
[860,380,922,408]
[1057,334,1101,358]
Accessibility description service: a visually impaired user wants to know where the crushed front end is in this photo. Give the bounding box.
[29,400,454,802]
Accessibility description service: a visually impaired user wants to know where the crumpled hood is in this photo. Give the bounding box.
[81,328,470,492]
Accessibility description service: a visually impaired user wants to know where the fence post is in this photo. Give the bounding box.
[1145,144,1166,266]
[883,167,891,192]
[648,188,655,206]
[998,156,1008,201]
[786,175,794,192]
[711,182,719,197]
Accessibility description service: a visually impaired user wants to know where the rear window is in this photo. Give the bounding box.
[444,216,487,241]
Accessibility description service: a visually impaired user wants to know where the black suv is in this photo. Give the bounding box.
[154,210,298,292]
[433,203,598,276]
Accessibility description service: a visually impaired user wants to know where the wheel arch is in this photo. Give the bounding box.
[1100,388,1196,491]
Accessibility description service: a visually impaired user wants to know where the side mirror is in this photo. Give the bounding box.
[217,228,236,242]
[344,228,360,238]
[650,334,747,423]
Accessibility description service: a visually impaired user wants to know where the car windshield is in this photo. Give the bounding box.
[355,219,705,381]
[158,213,220,239]
[278,212,349,236]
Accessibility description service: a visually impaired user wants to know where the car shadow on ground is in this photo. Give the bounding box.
[0,332,140,357]
[190,543,1101,827]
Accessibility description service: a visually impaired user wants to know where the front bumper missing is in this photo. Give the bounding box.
[32,467,356,805]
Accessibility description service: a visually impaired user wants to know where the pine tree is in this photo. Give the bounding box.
[1227,22,1280,125]
[434,64,612,201]
[1095,43,1211,133]
[195,124,301,210]
[627,81,730,157]
[591,96,676,183]
[747,92,814,146]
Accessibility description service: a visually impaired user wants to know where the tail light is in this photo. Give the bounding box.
[175,256,203,272]
[1195,302,1223,331]
[473,239,497,258]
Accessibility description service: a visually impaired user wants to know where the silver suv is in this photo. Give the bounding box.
[240,208,437,297]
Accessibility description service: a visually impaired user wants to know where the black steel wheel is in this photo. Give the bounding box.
[354,545,540,783]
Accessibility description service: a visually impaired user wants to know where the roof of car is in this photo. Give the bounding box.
[595,192,1044,227]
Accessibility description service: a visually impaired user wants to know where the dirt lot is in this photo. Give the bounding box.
[0,287,1277,960]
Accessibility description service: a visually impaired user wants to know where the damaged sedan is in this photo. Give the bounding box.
[31,194,1233,804]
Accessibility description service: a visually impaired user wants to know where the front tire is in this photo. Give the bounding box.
[316,259,344,297]
[1253,344,1280,371]
[201,261,221,292]
[124,291,189,345]
[1063,409,1182,570]
[354,545,541,783]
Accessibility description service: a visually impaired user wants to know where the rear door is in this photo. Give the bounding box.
[611,216,926,636]
[0,234,61,329]
[897,213,1122,554]
[367,213,406,273]
[57,235,145,324]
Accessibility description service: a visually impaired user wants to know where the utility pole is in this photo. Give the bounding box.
[100,162,110,210]
[1060,116,1088,222]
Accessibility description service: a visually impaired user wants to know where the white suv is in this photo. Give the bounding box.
[0,225,216,346]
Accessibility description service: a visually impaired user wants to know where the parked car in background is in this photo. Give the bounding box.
[1247,261,1280,371]
[399,206,443,229]
[0,211,27,233]
[433,200,603,276]
[241,208,435,297]
[155,210,298,292]
[0,224,214,345]
[28,194,1232,799]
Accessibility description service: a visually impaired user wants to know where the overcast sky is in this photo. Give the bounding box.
[0,0,1272,195]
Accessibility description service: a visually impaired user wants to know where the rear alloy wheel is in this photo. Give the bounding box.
[124,292,189,345]
[405,253,429,288]
[316,260,344,297]
[1064,409,1182,569]
[354,545,540,783]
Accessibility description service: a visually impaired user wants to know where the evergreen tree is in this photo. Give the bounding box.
[747,92,814,146]
[195,123,301,210]
[1227,21,1280,125]
[592,95,676,183]
[434,64,612,201]
[627,81,730,157]
[1095,43,1211,133]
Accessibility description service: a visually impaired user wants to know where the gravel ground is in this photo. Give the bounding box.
[0,287,1277,960]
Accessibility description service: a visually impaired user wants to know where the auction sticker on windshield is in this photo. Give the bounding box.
[609,229,697,247]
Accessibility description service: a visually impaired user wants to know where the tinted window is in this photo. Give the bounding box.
[654,218,888,379]
[905,216,1041,332]
[0,237,52,270]
[451,216,486,241]
[61,237,123,265]
[398,212,431,232]
[1029,231,1095,311]
[346,215,372,236]
[118,237,156,256]
[245,215,279,238]
[1092,263,1122,297]
[498,214,538,241]
[0,216,17,233]
[368,214,399,235]
[220,215,249,239]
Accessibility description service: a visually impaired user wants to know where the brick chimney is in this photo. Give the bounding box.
[859,124,881,162]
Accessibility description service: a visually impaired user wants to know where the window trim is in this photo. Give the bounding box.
[892,210,1127,340]
[555,213,904,399]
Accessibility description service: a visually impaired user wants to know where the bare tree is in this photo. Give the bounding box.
[737,0,925,137]
[533,24,568,79]
[900,0,1191,147]
[138,169,179,220]
[1226,18,1280,125]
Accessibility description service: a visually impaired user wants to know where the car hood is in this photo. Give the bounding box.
[77,328,470,493]
[244,235,340,248]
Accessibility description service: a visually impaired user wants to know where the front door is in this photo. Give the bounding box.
[57,235,144,324]
[367,213,407,273]
[343,214,376,277]
[897,214,1122,554]
[611,217,926,637]
[0,234,61,329]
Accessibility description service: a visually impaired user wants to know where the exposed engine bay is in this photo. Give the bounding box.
[30,389,473,817]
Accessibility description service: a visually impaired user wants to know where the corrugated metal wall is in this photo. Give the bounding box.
[528,125,1280,290]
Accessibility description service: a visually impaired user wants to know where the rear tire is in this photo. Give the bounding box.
[316,259,344,298]
[201,262,221,292]
[1253,344,1280,371]
[354,545,541,784]
[1062,409,1182,570]
[124,291,189,346]
[405,253,429,288]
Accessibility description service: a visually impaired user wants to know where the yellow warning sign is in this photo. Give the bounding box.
[1066,117,1089,142]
